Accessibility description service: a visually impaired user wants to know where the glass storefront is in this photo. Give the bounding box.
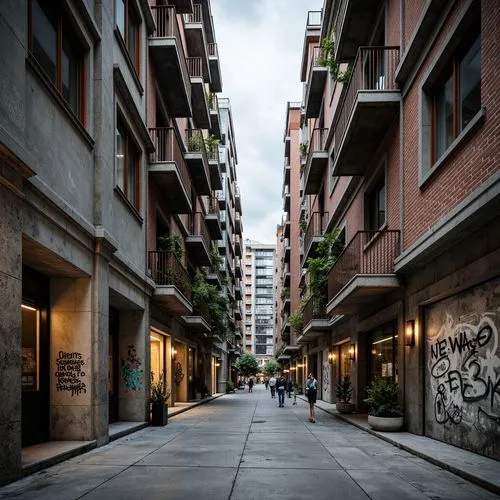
[369,321,398,382]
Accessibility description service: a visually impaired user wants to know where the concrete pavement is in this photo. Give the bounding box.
[0,384,498,500]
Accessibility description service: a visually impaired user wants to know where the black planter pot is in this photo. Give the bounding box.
[151,403,168,426]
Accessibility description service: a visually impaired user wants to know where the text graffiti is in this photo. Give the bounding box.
[55,351,87,396]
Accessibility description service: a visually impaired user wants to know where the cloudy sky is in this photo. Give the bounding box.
[211,0,322,244]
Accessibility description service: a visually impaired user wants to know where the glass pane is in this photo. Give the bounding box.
[116,0,125,38]
[32,0,57,84]
[378,183,386,228]
[127,14,137,67]
[127,144,137,206]
[62,34,81,117]
[435,74,454,160]
[460,36,481,131]
[22,305,39,391]
[116,123,125,192]
[370,330,398,381]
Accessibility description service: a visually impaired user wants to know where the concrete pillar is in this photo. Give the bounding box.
[0,184,23,484]
[217,351,228,393]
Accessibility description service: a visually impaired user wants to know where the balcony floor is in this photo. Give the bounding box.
[153,286,193,315]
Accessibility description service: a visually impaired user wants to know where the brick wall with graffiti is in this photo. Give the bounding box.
[425,277,500,459]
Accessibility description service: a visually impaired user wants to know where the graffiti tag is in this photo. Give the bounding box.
[122,345,143,391]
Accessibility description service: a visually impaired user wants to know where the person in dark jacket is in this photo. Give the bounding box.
[286,378,293,398]
[248,377,254,393]
[276,374,287,407]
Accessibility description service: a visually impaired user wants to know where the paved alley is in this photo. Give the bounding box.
[0,384,497,500]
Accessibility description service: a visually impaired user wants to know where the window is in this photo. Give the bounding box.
[116,0,141,71]
[432,20,481,163]
[29,0,85,121]
[366,176,386,231]
[116,116,141,211]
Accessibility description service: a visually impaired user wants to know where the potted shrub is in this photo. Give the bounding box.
[150,371,170,426]
[226,380,235,393]
[364,378,403,431]
[335,376,355,413]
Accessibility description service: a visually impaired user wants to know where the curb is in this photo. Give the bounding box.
[305,397,500,496]
[168,393,226,418]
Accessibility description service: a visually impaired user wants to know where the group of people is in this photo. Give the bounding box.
[263,372,318,423]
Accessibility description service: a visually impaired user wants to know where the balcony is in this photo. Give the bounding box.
[184,129,211,195]
[170,0,193,14]
[303,212,328,265]
[234,235,242,258]
[283,157,290,186]
[283,185,291,213]
[283,214,290,238]
[304,128,328,194]
[149,6,191,117]
[235,257,242,278]
[216,188,226,209]
[235,213,243,235]
[186,212,212,266]
[304,47,328,119]
[235,283,242,301]
[218,239,226,257]
[327,230,401,315]
[148,128,192,213]
[282,262,291,287]
[206,266,223,290]
[187,57,210,129]
[333,47,401,176]
[208,42,222,93]
[205,196,222,240]
[334,0,383,62]
[300,11,322,83]
[148,251,192,315]
[183,4,210,78]
[235,186,242,212]
[235,304,242,321]
[283,238,291,263]
[235,321,243,338]
[207,145,222,190]
[298,296,329,343]
[182,302,211,334]
[208,92,221,139]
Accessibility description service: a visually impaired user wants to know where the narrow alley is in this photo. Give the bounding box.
[0,384,497,500]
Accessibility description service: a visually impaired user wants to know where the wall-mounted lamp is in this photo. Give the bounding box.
[328,351,336,364]
[406,320,415,347]
[171,347,177,360]
[349,344,355,361]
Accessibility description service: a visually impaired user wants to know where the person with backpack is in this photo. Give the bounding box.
[269,375,276,399]
[306,372,318,423]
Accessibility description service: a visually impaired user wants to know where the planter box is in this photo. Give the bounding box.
[368,415,403,432]
[336,402,355,414]
[151,403,168,426]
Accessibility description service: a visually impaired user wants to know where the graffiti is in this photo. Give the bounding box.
[428,313,500,428]
[175,362,184,385]
[55,351,87,396]
[121,345,143,391]
[322,362,330,395]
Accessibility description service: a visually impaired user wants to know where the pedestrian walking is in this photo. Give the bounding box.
[269,375,277,398]
[264,377,269,390]
[306,373,318,423]
[248,377,254,393]
[286,377,293,398]
[277,374,286,407]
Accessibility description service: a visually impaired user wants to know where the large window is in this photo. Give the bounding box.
[116,116,141,211]
[116,0,141,71]
[432,17,481,163]
[366,175,386,231]
[29,0,85,121]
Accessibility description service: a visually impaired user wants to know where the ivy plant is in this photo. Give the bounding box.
[157,234,184,262]
[316,36,352,85]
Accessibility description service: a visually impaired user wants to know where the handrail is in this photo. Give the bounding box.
[327,230,400,300]
[307,10,322,27]
[148,251,192,301]
[184,3,202,23]
[187,57,202,78]
[189,212,212,252]
[207,42,218,57]
[304,211,329,256]
[303,295,328,327]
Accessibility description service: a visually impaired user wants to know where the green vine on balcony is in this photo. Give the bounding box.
[157,234,184,262]
[316,36,352,85]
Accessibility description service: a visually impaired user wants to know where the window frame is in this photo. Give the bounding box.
[365,160,387,233]
[115,0,141,74]
[116,113,141,213]
[28,0,86,124]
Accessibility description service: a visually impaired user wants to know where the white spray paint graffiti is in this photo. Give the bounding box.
[427,312,500,430]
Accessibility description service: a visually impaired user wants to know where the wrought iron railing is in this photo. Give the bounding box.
[305,127,327,181]
[207,195,219,216]
[304,211,328,256]
[328,230,400,300]
[208,42,218,57]
[149,127,192,195]
[189,212,212,251]
[148,251,192,301]
[334,46,400,151]
[303,296,328,327]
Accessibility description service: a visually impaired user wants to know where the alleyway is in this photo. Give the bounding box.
[0,384,497,500]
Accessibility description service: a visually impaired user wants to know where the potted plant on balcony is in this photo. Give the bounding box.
[150,371,170,426]
[157,234,184,261]
[335,376,355,413]
[364,378,403,431]
[316,36,352,84]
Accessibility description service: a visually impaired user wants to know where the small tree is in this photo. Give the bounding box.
[235,352,259,377]
[289,310,303,336]
[263,359,280,377]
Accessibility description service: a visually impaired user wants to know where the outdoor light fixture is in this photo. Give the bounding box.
[349,344,355,361]
[171,347,177,360]
[406,320,415,346]
[328,351,336,364]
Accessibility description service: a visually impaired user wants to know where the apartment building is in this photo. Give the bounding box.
[244,241,276,370]
[0,0,242,484]
[283,0,499,460]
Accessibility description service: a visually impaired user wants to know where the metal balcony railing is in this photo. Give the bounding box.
[149,127,192,194]
[151,5,180,38]
[208,92,218,112]
[334,46,400,151]
[304,211,328,255]
[208,42,218,57]
[184,3,202,23]
[328,230,400,300]
[208,195,219,215]
[189,212,211,250]
[148,251,192,301]
[185,129,207,154]
[307,10,322,27]
[302,296,328,327]
[187,57,203,78]
[310,46,325,70]
[206,144,219,162]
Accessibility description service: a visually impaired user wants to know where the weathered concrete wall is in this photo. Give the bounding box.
[424,276,500,459]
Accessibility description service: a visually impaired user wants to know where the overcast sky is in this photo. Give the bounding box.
[211,0,323,244]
